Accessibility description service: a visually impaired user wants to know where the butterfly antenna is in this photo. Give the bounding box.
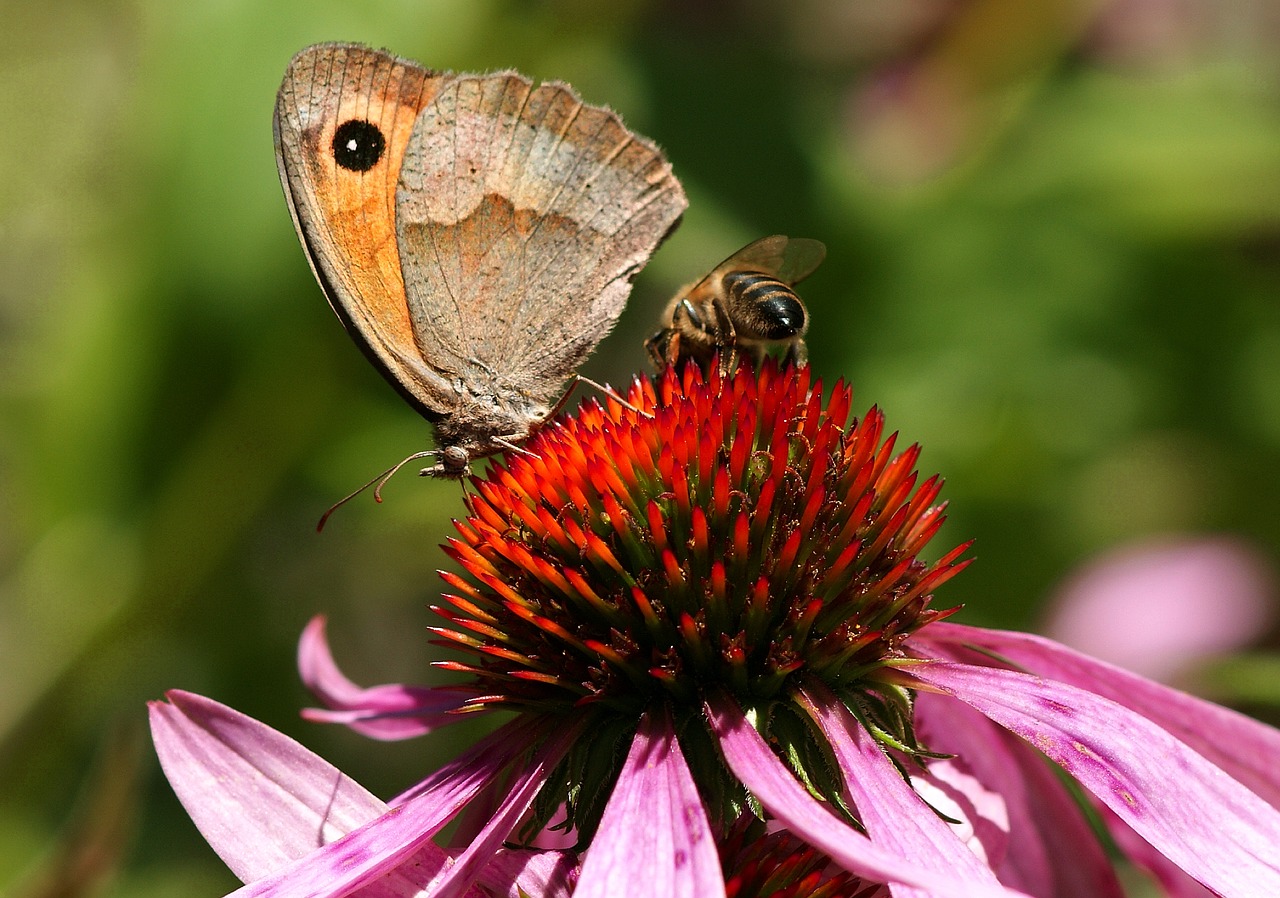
[316,450,437,532]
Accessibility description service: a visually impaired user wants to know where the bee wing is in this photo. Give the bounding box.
[712,235,826,285]
[672,235,827,315]
[772,237,826,285]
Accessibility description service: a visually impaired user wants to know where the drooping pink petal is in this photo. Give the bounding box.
[795,682,1003,897]
[298,616,467,740]
[220,715,547,898]
[915,691,1125,897]
[150,690,397,882]
[908,757,1009,870]
[1097,806,1217,898]
[575,706,725,898]
[481,848,578,898]
[909,659,1280,896]
[1042,538,1272,682]
[924,622,1280,808]
[426,719,582,898]
[150,691,489,898]
[705,692,1030,898]
[434,774,504,838]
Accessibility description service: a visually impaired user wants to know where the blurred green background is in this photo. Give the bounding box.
[4,0,1280,894]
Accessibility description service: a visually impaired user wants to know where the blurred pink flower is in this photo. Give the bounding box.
[1044,537,1274,682]
[841,0,1275,182]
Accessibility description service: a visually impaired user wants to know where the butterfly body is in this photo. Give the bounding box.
[275,44,686,476]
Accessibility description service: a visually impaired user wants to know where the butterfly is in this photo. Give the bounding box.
[274,43,687,486]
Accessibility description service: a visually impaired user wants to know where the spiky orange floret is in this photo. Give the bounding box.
[433,361,968,714]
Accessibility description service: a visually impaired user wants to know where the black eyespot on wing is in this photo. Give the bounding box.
[331,120,386,171]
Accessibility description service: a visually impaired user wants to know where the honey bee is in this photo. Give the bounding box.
[646,235,826,373]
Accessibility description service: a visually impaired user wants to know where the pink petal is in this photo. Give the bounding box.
[298,616,467,740]
[795,682,1002,894]
[1098,807,1217,898]
[908,757,1009,870]
[150,690,392,879]
[481,848,578,898]
[149,691,468,897]
[575,706,725,898]
[909,659,1280,896]
[926,622,1280,807]
[426,723,575,898]
[222,715,545,898]
[705,693,1029,898]
[915,691,1125,897]
[1043,538,1272,681]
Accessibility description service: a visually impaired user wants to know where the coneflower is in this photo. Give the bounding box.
[152,360,1280,897]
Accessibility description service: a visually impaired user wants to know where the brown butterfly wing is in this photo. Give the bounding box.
[273,43,456,418]
[393,72,688,403]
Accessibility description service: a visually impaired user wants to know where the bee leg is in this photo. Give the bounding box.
[675,298,709,334]
[784,337,809,368]
[645,328,671,370]
[710,296,738,377]
[668,300,717,373]
[666,330,685,368]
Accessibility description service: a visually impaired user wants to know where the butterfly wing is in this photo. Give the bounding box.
[274,43,457,419]
[393,72,688,401]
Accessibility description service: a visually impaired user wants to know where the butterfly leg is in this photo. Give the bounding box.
[573,374,648,416]
[494,436,540,458]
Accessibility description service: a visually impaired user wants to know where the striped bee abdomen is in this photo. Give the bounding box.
[721,270,808,339]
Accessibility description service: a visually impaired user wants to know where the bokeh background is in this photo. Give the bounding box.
[4,0,1280,894]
